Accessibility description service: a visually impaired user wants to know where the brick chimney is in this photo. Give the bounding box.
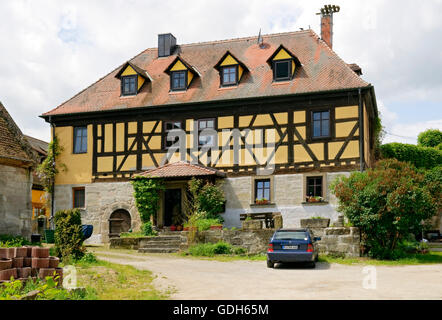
[317,5,340,49]
[320,13,333,49]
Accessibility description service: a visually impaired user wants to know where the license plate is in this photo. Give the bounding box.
[283,245,298,250]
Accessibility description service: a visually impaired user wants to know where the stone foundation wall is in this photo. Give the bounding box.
[315,227,360,257]
[220,172,351,229]
[54,181,140,244]
[0,164,32,238]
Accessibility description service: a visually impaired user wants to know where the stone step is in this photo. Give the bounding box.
[141,241,181,248]
[429,247,442,252]
[159,231,184,236]
[428,242,442,248]
[138,247,180,254]
[144,236,182,241]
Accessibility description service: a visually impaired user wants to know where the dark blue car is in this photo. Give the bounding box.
[267,228,320,268]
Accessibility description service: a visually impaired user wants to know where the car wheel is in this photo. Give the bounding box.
[267,260,274,268]
[309,261,316,268]
[315,254,319,262]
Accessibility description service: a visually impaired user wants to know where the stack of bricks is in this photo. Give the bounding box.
[0,246,63,285]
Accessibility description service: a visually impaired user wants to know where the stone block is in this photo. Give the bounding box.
[242,220,262,230]
[300,219,330,228]
[273,214,283,229]
[325,227,350,235]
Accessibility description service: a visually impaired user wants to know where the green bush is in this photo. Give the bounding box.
[192,218,222,231]
[187,241,246,257]
[418,129,442,148]
[380,143,442,169]
[424,165,442,210]
[54,209,85,261]
[0,235,31,247]
[188,178,225,220]
[332,159,437,260]
[141,221,157,236]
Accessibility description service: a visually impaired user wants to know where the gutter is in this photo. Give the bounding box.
[358,88,365,172]
[49,116,56,229]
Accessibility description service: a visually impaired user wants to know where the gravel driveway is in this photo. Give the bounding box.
[91,249,442,300]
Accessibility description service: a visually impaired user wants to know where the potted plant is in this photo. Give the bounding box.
[210,223,223,230]
[255,198,270,205]
[169,225,177,232]
[306,196,324,203]
[176,225,183,231]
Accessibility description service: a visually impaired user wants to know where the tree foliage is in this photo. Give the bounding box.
[418,129,442,148]
[380,142,442,169]
[36,135,66,195]
[332,159,437,259]
[131,177,165,223]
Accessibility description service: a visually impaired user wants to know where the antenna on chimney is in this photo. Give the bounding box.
[257,28,264,48]
[316,5,340,49]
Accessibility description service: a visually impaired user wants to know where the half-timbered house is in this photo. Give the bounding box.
[41,17,378,243]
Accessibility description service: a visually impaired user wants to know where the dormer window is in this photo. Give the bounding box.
[171,71,187,91]
[221,66,238,86]
[165,57,198,92]
[214,51,248,87]
[122,75,137,96]
[115,61,152,96]
[267,45,301,82]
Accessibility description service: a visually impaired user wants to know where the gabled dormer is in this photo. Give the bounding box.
[214,51,248,87]
[267,45,301,82]
[164,57,198,91]
[115,62,152,96]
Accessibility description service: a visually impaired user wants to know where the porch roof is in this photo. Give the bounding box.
[135,161,226,179]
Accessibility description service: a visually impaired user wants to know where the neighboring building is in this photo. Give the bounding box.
[41,13,378,243]
[0,102,38,238]
[24,135,49,221]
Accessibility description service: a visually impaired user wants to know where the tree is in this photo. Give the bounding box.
[332,159,437,259]
[418,129,442,148]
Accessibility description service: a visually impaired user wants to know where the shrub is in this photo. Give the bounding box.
[54,209,85,261]
[418,129,442,148]
[188,178,225,220]
[194,218,222,231]
[0,234,31,247]
[186,241,246,257]
[379,143,442,169]
[331,159,437,259]
[424,165,442,210]
[141,221,157,236]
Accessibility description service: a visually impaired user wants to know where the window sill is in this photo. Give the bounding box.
[301,201,329,206]
[250,203,276,207]
[218,85,238,90]
[272,80,291,85]
[169,89,187,95]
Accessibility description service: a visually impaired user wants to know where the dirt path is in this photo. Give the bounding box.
[91,248,442,300]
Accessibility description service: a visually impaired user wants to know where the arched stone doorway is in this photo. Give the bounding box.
[109,209,131,238]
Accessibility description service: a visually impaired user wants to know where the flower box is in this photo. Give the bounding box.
[255,199,270,205]
[210,225,223,230]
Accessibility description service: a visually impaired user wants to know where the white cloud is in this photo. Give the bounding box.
[0,0,440,143]
[383,119,442,144]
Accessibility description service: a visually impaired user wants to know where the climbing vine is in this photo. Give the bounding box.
[36,135,66,198]
[131,177,165,223]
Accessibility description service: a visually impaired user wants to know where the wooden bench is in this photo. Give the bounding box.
[240,212,281,229]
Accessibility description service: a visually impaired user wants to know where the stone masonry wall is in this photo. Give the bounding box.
[0,164,32,238]
[220,172,351,230]
[54,181,140,244]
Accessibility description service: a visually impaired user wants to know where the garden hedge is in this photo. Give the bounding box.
[380,143,442,169]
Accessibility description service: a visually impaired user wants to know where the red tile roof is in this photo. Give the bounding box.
[43,29,370,117]
[0,102,37,165]
[136,161,226,178]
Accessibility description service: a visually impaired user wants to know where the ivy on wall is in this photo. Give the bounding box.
[131,177,165,223]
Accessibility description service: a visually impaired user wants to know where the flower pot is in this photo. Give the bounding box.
[210,225,223,230]
[17,267,32,279]
[49,257,60,268]
[176,225,183,231]
[0,259,12,271]
[12,257,24,268]
[32,257,50,269]
[169,225,177,231]
[38,268,55,280]
[24,246,33,257]
[0,248,16,259]
[23,257,32,267]
[0,268,17,281]
[32,247,49,258]
[15,247,28,258]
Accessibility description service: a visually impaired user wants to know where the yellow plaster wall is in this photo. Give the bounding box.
[328,141,344,160]
[341,140,360,159]
[121,65,137,76]
[294,111,305,124]
[336,121,357,138]
[239,115,253,127]
[363,103,371,166]
[294,145,312,163]
[55,125,93,185]
[238,65,244,80]
[335,106,358,119]
[170,60,187,71]
[187,71,194,86]
[116,123,125,152]
[220,54,238,66]
[218,116,234,129]
[254,114,273,126]
[273,48,291,60]
[97,156,113,172]
[138,75,145,90]
[104,124,113,152]
[274,112,287,124]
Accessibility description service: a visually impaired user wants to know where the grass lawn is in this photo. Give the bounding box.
[319,251,442,266]
[72,258,169,300]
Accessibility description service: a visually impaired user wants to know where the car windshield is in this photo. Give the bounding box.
[273,231,308,240]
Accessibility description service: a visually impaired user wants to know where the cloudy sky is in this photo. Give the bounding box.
[0,0,441,144]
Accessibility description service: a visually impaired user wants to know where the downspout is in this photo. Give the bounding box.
[358,88,365,172]
[49,116,56,229]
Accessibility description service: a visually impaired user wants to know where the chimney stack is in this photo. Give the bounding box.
[317,5,340,49]
[158,33,177,57]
